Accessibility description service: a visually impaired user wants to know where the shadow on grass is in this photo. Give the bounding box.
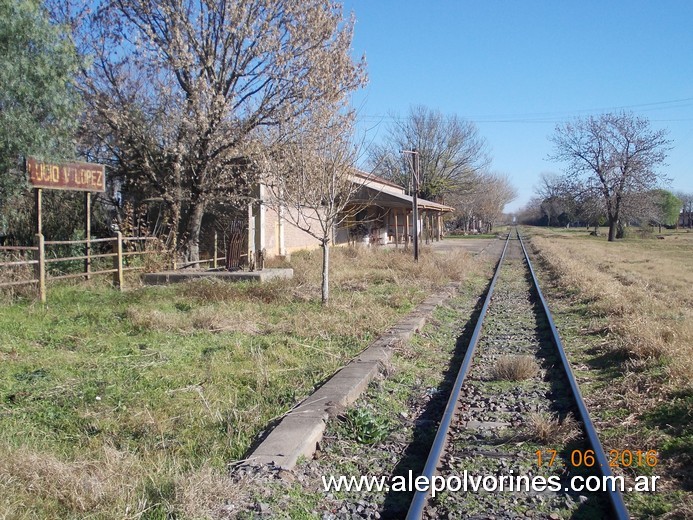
[641,388,693,491]
[378,280,490,519]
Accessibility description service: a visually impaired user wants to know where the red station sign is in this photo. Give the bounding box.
[26,157,106,192]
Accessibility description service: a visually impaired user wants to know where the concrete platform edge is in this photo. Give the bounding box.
[243,281,461,470]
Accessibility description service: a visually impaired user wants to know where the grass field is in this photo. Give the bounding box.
[527,226,693,518]
[0,245,479,519]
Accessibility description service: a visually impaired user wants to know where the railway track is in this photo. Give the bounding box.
[406,229,629,520]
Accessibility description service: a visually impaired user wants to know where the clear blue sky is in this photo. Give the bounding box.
[342,0,693,212]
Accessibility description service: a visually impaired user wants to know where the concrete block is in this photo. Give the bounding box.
[243,281,460,470]
[246,414,327,468]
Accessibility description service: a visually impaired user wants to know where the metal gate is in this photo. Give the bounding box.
[225,218,247,271]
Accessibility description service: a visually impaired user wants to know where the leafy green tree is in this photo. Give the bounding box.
[652,189,682,230]
[0,0,81,241]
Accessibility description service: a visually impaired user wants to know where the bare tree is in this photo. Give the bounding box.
[516,196,544,225]
[56,0,366,262]
[549,112,672,242]
[262,108,363,304]
[368,105,489,202]
[472,173,517,233]
[448,171,516,233]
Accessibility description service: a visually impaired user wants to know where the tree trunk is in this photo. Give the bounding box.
[321,240,329,304]
[607,218,617,242]
[616,220,626,239]
[183,198,205,265]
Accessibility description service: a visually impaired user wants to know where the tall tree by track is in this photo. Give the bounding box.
[368,105,489,203]
[549,112,672,242]
[57,0,366,263]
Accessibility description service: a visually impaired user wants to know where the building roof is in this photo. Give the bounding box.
[350,183,454,213]
[351,169,406,191]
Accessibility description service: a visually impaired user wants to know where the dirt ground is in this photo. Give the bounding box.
[425,236,505,257]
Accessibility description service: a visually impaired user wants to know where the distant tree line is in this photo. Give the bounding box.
[516,112,685,239]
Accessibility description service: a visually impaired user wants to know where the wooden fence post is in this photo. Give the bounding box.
[113,232,124,290]
[85,192,91,280]
[34,233,46,303]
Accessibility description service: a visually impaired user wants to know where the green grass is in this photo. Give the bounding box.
[0,245,477,518]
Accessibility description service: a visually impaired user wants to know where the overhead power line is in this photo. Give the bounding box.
[354,96,693,125]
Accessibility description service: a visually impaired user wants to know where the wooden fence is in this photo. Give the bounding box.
[1,231,231,302]
[0,233,163,302]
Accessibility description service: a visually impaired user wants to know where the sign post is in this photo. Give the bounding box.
[26,157,106,283]
[34,188,42,235]
[85,192,91,279]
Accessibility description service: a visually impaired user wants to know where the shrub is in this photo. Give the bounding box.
[492,355,538,381]
[341,407,389,445]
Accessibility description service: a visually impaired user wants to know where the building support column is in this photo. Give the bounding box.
[394,210,399,248]
[254,183,265,269]
[424,210,429,245]
[405,210,410,249]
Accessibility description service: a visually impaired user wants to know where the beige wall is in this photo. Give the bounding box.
[264,205,325,257]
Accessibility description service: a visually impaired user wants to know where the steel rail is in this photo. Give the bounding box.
[517,229,630,520]
[405,231,511,520]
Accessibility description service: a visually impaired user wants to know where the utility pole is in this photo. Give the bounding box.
[401,149,420,261]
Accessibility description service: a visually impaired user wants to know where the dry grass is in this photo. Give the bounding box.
[0,242,480,519]
[491,355,538,381]
[125,304,263,335]
[526,412,579,444]
[528,227,693,518]
[530,229,693,378]
[0,446,234,519]
[330,245,471,292]
[0,250,37,299]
